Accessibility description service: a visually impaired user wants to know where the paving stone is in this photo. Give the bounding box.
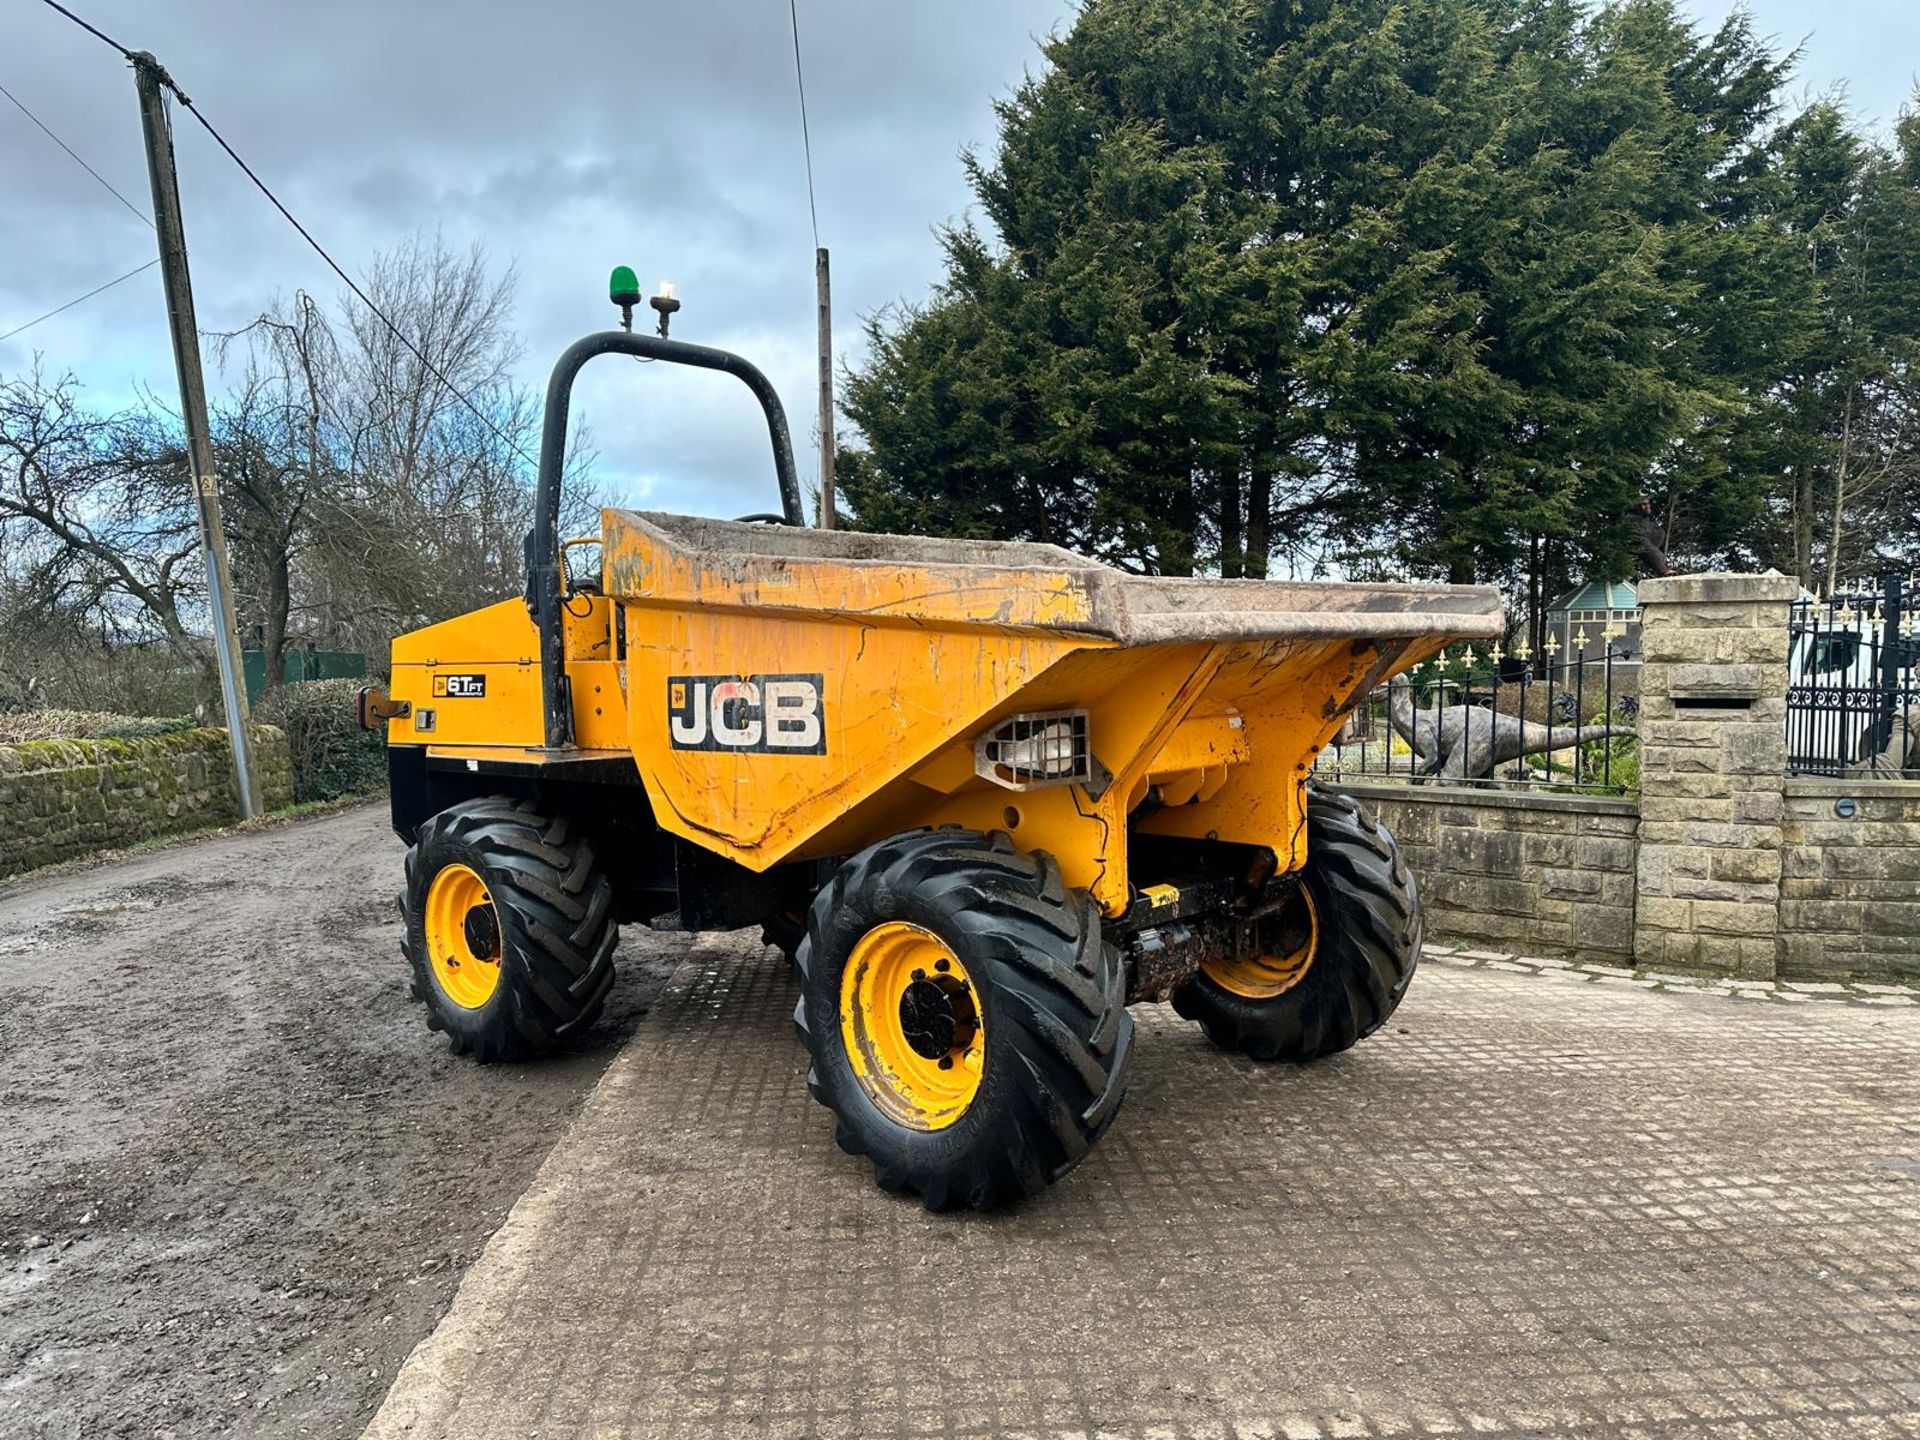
[365,942,1920,1440]
[1783,981,1852,994]
[1450,949,1510,963]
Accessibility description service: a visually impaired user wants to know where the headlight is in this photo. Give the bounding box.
[975,710,1094,790]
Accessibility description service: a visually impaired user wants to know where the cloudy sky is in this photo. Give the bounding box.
[3,1,1916,520]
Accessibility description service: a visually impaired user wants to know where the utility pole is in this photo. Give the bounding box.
[815,246,835,529]
[133,52,262,819]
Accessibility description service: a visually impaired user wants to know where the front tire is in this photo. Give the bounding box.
[793,828,1132,1210]
[1172,787,1420,1061]
[402,798,618,1061]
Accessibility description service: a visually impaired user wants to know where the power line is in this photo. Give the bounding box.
[0,258,159,344]
[169,94,538,470]
[34,0,132,58]
[0,78,152,226]
[788,0,820,249]
[30,0,539,473]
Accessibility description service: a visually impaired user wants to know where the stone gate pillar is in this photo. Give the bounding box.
[1631,572,1799,977]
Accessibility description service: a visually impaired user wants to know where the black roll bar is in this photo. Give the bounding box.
[526,330,807,748]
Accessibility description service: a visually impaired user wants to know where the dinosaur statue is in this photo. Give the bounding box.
[1845,702,1919,778]
[1385,675,1624,781]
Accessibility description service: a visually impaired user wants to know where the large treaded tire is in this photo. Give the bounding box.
[403,798,618,1062]
[1172,787,1419,1062]
[793,828,1133,1211]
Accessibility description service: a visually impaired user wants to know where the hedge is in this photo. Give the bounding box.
[257,678,388,802]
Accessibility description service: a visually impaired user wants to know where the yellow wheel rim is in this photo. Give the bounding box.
[423,862,503,1010]
[839,921,985,1131]
[1204,886,1319,1000]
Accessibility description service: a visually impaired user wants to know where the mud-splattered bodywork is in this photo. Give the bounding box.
[386,511,1502,917]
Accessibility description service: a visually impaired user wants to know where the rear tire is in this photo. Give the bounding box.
[403,797,618,1062]
[1172,787,1419,1061]
[793,828,1133,1210]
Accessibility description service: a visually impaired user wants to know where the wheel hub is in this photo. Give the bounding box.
[462,904,500,961]
[839,921,986,1130]
[423,862,504,1010]
[1203,884,1320,1000]
[898,972,980,1063]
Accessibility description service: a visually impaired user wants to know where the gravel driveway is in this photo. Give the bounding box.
[0,802,683,1439]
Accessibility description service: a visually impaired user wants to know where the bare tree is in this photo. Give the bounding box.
[2,236,598,717]
[0,366,214,704]
[212,236,597,677]
[212,291,340,689]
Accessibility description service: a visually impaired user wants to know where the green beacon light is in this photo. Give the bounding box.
[609,266,641,331]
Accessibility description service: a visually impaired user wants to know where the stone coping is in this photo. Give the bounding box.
[1334,779,1640,818]
[1637,571,1802,604]
[1783,776,1920,800]
[1425,941,1916,1006]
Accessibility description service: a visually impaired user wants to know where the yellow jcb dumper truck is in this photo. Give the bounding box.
[360,276,1503,1209]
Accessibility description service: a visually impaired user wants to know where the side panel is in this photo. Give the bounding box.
[386,595,628,750]
[619,601,1096,869]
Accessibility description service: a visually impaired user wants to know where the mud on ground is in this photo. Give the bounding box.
[0,802,689,1438]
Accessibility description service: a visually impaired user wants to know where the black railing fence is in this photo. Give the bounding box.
[1315,634,1638,794]
[1787,574,1918,778]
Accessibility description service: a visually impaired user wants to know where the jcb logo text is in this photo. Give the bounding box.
[667,674,825,754]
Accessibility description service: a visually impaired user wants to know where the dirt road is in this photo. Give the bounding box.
[0,802,684,1439]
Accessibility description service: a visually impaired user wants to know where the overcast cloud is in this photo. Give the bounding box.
[3,1,1915,520]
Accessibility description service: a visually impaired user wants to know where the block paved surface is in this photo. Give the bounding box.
[365,940,1920,1439]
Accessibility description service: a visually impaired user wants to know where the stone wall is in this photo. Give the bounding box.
[0,726,292,879]
[1339,569,1918,982]
[1779,779,1920,982]
[1337,783,1639,963]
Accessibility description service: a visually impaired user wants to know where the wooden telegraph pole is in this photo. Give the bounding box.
[132,52,262,818]
[815,246,835,529]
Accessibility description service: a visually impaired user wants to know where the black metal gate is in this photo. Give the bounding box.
[1786,574,1919,777]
